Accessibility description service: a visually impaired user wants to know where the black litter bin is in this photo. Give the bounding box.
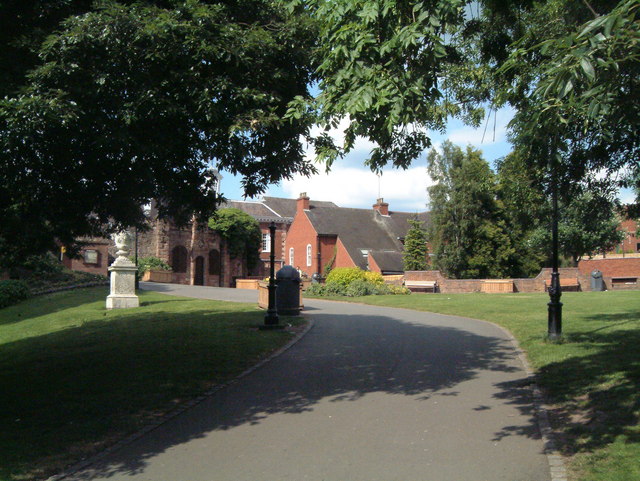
[275,265,301,315]
[590,269,604,291]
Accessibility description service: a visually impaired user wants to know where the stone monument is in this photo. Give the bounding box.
[106,231,139,309]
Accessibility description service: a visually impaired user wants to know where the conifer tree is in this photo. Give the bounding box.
[402,218,429,271]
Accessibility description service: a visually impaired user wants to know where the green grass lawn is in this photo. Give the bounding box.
[0,287,304,481]
[306,290,640,481]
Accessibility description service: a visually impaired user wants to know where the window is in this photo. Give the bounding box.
[262,233,271,252]
[84,249,99,265]
[289,247,294,266]
[306,244,312,267]
[171,246,188,273]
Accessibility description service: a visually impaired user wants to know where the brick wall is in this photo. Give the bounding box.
[258,221,288,277]
[334,238,356,270]
[63,241,110,277]
[402,267,629,293]
[615,219,639,253]
[369,253,381,274]
[578,257,640,290]
[319,236,338,276]
[284,210,318,277]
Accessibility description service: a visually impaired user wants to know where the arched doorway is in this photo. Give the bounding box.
[194,256,205,286]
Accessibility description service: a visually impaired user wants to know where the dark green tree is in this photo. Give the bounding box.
[402,218,428,271]
[496,149,625,267]
[528,191,624,265]
[0,0,316,268]
[494,151,547,277]
[428,141,516,279]
[208,208,262,271]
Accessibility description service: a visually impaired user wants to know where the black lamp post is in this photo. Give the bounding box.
[547,153,563,340]
[263,222,280,328]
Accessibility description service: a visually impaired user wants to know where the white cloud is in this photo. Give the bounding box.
[279,164,433,212]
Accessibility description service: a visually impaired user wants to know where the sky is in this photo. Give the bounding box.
[218,107,636,211]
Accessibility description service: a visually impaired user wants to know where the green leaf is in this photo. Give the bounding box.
[580,57,595,81]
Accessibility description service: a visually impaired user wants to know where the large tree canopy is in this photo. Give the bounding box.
[0,0,316,267]
[308,0,638,194]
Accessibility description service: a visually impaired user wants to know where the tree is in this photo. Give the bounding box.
[427,141,516,279]
[496,150,625,267]
[497,0,640,192]
[495,151,548,277]
[402,218,428,271]
[304,0,485,171]
[208,208,262,272]
[529,191,624,265]
[0,0,316,268]
[308,0,637,196]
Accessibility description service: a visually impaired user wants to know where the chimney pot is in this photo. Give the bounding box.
[297,192,310,212]
[373,198,389,216]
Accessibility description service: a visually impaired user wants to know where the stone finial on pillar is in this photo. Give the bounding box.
[106,231,139,309]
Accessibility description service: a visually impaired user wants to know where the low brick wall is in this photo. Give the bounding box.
[402,266,638,293]
[578,258,640,291]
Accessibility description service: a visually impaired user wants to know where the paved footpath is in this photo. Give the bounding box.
[62,283,550,481]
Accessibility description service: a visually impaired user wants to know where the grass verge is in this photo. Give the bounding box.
[306,290,640,481]
[0,287,305,481]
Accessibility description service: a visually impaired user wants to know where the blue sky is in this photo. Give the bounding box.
[218,107,635,211]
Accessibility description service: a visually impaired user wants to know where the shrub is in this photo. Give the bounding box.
[363,271,385,285]
[387,285,412,295]
[304,283,326,296]
[0,279,31,309]
[135,256,172,276]
[308,267,410,297]
[323,281,349,296]
[345,279,380,297]
[10,253,65,280]
[325,267,367,288]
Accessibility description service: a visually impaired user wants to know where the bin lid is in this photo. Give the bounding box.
[591,269,602,278]
[276,265,301,281]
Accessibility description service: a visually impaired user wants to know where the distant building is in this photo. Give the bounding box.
[284,193,429,277]
[62,192,429,285]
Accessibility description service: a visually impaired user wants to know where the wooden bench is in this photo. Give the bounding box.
[404,280,438,293]
[544,278,580,291]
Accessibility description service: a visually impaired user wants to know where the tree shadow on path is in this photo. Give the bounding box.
[63,309,543,480]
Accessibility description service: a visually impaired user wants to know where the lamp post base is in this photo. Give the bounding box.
[547,299,563,340]
[261,310,284,330]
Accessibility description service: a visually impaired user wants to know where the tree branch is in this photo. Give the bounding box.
[582,0,599,18]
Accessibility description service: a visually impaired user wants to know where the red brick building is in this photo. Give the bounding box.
[61,193,429,284]
[285,193,429,277]
[61,237,110,277]
[614,218,639,254]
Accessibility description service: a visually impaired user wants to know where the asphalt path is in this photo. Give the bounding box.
[61,283,550,481]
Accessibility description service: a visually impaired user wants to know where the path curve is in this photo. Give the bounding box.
[58,283,550,481]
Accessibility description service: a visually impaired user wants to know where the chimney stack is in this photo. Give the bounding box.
[373,198,389,216]
[297,192,310,212]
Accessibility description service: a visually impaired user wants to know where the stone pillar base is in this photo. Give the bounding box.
[106,251,139,310]
[106,295,140,309]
